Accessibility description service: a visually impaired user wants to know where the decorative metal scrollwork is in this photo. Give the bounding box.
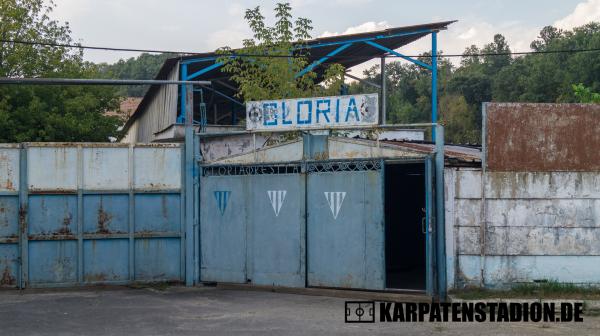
[306,159,381,173]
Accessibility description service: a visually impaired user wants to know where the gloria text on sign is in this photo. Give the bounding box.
[246,93,379,131]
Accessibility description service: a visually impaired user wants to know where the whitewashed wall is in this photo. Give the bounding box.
[445,168,600,289]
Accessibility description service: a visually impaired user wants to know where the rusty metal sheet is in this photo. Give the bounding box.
[133,147,181,190]
[486,103,600,171]
[27,147,78,191]
[83,147,129,190]
[0,148,19,192]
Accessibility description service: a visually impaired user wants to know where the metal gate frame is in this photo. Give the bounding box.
[305,158,386,290]
[195,155,441,296]
[197,161,306,286]
[190,123,446,298]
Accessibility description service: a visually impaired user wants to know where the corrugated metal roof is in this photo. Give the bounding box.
[122,20,456,134]
[381,140,482,164]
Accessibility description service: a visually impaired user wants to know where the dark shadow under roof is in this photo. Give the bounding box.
[123,20,456,134]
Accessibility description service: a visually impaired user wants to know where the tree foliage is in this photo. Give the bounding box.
[350,23,600,144]
[573,83,600,103]
[98,52,175,97]
[217,2,345,101]
[0,0,121,142]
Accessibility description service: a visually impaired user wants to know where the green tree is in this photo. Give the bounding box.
[217,2,345,101]
[0,0,121,142]
[98,52,175,97]
[572,83,600,103]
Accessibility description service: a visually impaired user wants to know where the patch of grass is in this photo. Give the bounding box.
[452,281,600,300]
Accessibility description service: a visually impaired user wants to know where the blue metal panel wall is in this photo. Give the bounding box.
[199,165,305,287]
[0,195,19,287]
[306,162,385,290]
[248,174,305,287]
[0,144,185,288]
[0,146,21,288]
[199,175,247,283]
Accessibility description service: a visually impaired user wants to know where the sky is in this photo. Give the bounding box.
[49,0,600,76]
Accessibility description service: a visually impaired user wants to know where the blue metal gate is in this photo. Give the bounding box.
[199,164,305,287]
[0,143,185,288]
[306,160,385,290]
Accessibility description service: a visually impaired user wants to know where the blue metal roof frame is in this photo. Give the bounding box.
[122,20,456,134]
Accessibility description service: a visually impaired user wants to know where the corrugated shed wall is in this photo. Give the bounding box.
[124,62,180,143]
[446,168,600,289]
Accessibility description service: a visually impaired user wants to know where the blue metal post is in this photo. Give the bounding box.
[178,63,188,123]
[193,134,201,283]
[128,145,135,282]
[425,155,434,297]
[435,124,446,300]
[18,144,28,289]
[184,84,195,286]
[76,146,83,285]
[431,32,438,140]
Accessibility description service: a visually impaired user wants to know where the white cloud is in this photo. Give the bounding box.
[458,27,477,40]
[320,21,391,37]
[554,0,600,30]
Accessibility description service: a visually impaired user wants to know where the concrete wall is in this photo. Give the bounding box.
[446,168,600,289]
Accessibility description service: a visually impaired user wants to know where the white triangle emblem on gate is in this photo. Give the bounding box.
[324,192,346,220]
[267,190,287,217]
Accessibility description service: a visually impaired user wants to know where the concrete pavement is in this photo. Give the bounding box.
[0,286,599,335]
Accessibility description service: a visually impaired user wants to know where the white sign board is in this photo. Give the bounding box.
[246,93,379,131]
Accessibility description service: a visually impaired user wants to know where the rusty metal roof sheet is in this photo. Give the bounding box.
[381,140,482,165]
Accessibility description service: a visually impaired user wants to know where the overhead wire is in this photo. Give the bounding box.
[2,39,600,60]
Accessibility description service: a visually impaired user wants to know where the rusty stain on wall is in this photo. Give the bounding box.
[97,203,113,234]
[486,103,600,171]
[1,265,16,286]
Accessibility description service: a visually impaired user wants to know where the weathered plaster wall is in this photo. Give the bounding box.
[446,168,600,289]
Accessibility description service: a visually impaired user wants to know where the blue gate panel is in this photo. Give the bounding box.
[83,195,129,234]
[248,174,305,287]
[0,244,18,287]
[200,175,247,283]
[83,239,129,282]
[134,238,180,280]
[307,169,385,290]
[29,195,78,236]
[0,196,19,238]
[29,240,77,284]
[134,194,180,233]
[0,196,19,287]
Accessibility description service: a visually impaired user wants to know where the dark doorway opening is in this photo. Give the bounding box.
[385,162,426,290]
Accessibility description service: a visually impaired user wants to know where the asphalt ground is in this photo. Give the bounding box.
[0,286,599,335]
